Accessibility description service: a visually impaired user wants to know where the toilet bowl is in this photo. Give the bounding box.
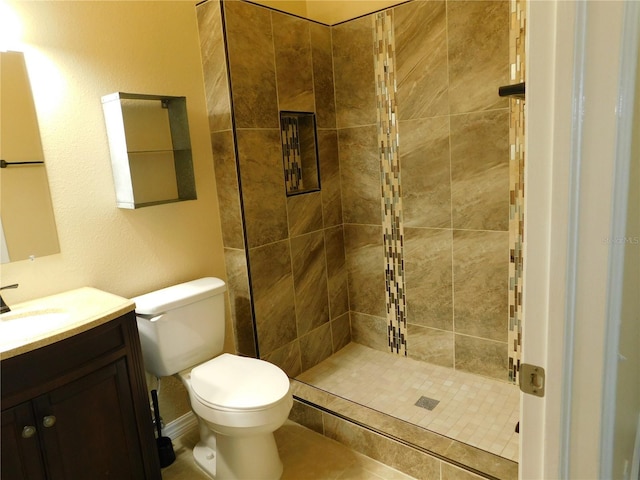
[133,278,293,480]
[180,354,292,479]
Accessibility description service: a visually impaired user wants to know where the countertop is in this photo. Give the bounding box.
[0,287,135,360]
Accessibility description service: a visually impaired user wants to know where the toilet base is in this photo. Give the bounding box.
[193,441,217,478]
[192,431,283,480]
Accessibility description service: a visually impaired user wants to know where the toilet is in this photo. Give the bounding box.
[133,277,292,480]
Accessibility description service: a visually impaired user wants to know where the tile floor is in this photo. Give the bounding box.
[296,343,520,461]
[162,420,416,480]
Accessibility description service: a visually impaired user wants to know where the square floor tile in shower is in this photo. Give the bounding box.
[296,342,520,461]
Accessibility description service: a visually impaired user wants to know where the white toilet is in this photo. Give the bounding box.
[133,277,292,480]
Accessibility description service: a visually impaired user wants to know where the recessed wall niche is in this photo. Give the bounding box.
[102,92,197,209]
[280,111,320,196]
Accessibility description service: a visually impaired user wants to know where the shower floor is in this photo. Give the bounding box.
[296,342,520,462]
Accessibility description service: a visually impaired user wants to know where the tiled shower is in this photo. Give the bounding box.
[196,0,525,470]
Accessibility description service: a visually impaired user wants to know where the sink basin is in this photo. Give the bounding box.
[0,308,71,349]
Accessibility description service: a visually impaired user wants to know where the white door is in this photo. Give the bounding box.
[521,2,639,479]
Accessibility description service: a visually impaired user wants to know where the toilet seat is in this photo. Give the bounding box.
[190,353,290,412]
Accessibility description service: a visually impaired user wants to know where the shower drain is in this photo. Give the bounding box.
[414,396,440,411]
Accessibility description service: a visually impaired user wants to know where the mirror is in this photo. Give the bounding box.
[0,51,60,263]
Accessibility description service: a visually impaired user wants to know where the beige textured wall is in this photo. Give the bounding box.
[251,0,405,25]
[0,0,231,422]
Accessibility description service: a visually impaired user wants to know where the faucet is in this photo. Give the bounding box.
[0,284,19,314]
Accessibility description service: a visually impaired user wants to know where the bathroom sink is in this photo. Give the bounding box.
[0,308,71,349]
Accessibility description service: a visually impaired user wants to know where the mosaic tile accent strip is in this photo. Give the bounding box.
[373,10,407,356]
[281,115,304,192]
[508,0,526,384]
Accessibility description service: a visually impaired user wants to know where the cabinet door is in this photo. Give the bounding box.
[33,359,146,480]
[1,403,47,480]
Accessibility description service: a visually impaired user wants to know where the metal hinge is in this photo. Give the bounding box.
[519,364,546,397]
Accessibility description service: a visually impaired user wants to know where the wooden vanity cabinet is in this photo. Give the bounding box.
[1,311,161,480]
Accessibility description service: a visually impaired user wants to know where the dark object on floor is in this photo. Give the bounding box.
[515,421,520,433]
[152,389,176,468]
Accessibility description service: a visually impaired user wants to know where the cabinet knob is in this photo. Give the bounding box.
[42,415,56,428]
[22,425,37,438]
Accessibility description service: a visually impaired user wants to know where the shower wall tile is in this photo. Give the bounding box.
[300,323,333,371]
[400,117,452,229]
[453,230,508,342]
[318,129,342,228]
[447,0,509,114]
[344,224,386,318]
[332,16,377,128]
[310,23,336,129]
[272,12,315,112]
[249,240,297,356]
[223,247,256,357]
[350,312,389,353]
[287,191,323,237]
[197,0,232,133]
[450,110,510,231]
[395,0,449,120]
[404,228,453,331]
[211,130,244,249]
[339,126,381,226]
[291,231,330,335]
[263,339,302,378]
[324,225,349,320]
[236,129,288,248]
[454,334,508,381]
[407,324,454,368]
[331,312,351,352]
[223,0,278,128]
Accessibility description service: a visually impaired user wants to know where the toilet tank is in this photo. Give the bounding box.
[133,277,227,377]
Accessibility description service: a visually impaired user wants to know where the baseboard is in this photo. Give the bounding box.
[163,411,198,440]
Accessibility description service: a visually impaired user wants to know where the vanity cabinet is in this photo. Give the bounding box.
[1,311,161,479]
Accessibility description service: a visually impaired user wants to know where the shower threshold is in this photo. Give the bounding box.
[293,342,519,479]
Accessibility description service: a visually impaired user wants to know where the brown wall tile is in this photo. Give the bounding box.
[344,224,385,317]
[331,312,351,352]
[197,0,232,132]
[453,230,508,342]
[291,231,330,335]
[318,129,342,228]
[236,128,289,248]
[395,0,449,120]
[332,16,376,128]
[310,23,336,129]
[324,225,349,319]
[447,0,509,114]
[287,191,323,237]
[350,312,389,353]
[407,324,454,368]
[400,117,451,229]
[223,1,279,128]
[454,334,508,381]
[249,240,297,356]
[263,339,302,377]
[405,227,453,331]
[300,323,333,371]
[211,130,244,249]
[339,126,381,226]
[223,247,256,357]
[272,12,315,112]
[450,110,510,231]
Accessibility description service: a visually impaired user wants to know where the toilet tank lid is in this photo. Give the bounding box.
[132,277,226,316]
